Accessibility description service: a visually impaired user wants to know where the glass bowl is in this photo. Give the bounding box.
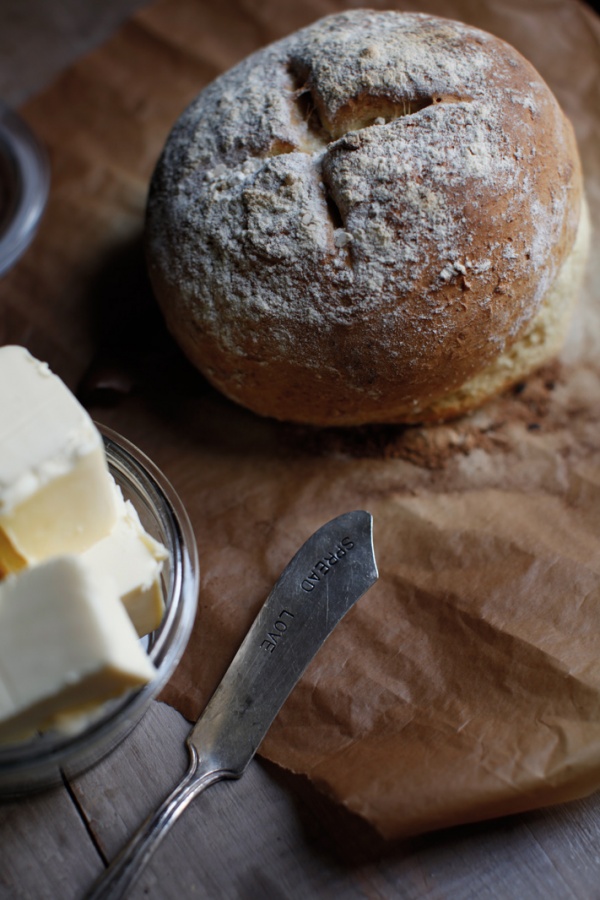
[0,103,49,277]
[0,426,199,796]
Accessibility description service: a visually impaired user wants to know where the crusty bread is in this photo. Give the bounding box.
[145,10,587,426]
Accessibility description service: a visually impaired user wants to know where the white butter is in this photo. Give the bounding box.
[83,495,167,637]
[0,556,156,743]
[0,346,118,573]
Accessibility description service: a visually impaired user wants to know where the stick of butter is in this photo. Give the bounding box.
[83,494,168,637]
[0,346,118,573]
[0,556,156,743]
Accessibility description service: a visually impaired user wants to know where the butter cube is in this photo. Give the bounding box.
[0,556,156,743]
[0,345,118,573]
[83,496,167,637]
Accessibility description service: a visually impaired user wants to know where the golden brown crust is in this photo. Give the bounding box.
[145,10,585,426]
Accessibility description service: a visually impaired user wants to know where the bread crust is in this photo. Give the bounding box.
[146,10,585,425]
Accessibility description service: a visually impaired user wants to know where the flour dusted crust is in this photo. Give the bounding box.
[145,10,586,425]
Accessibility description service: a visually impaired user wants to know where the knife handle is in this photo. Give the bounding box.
[85,745,229,900]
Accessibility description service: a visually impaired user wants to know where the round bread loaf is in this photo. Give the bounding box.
[145,10,588,425]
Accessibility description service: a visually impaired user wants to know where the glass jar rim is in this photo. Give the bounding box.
[0,103,50,277]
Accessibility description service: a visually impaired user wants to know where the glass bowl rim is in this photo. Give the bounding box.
[0,103,50,277]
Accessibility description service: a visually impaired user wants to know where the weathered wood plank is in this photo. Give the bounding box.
[0,0,149,105]
[268,753,600,900]
[70,700,600,900]
[71,701,369,899]
[0,783,103,899]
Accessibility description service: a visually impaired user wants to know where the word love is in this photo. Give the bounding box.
[261,609,294,653]
[301,536,355,592]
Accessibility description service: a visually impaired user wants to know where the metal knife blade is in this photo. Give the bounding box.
[188,508,378,777]
[86,509,378,900]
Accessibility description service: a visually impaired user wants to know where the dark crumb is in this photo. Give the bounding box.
[280,361,564,469]
[282,421,413,462]
[506,360,561,418]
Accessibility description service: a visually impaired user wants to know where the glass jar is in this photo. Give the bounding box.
[0,426,199,795]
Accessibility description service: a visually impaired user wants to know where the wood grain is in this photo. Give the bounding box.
[0,784,103,899]
[3,700,600,898]
[67,701,600,899]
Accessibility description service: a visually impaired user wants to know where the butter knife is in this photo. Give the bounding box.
[87,509,378,899]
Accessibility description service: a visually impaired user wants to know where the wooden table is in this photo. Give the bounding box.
[4,699,600,898]
[2,2,600,898]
